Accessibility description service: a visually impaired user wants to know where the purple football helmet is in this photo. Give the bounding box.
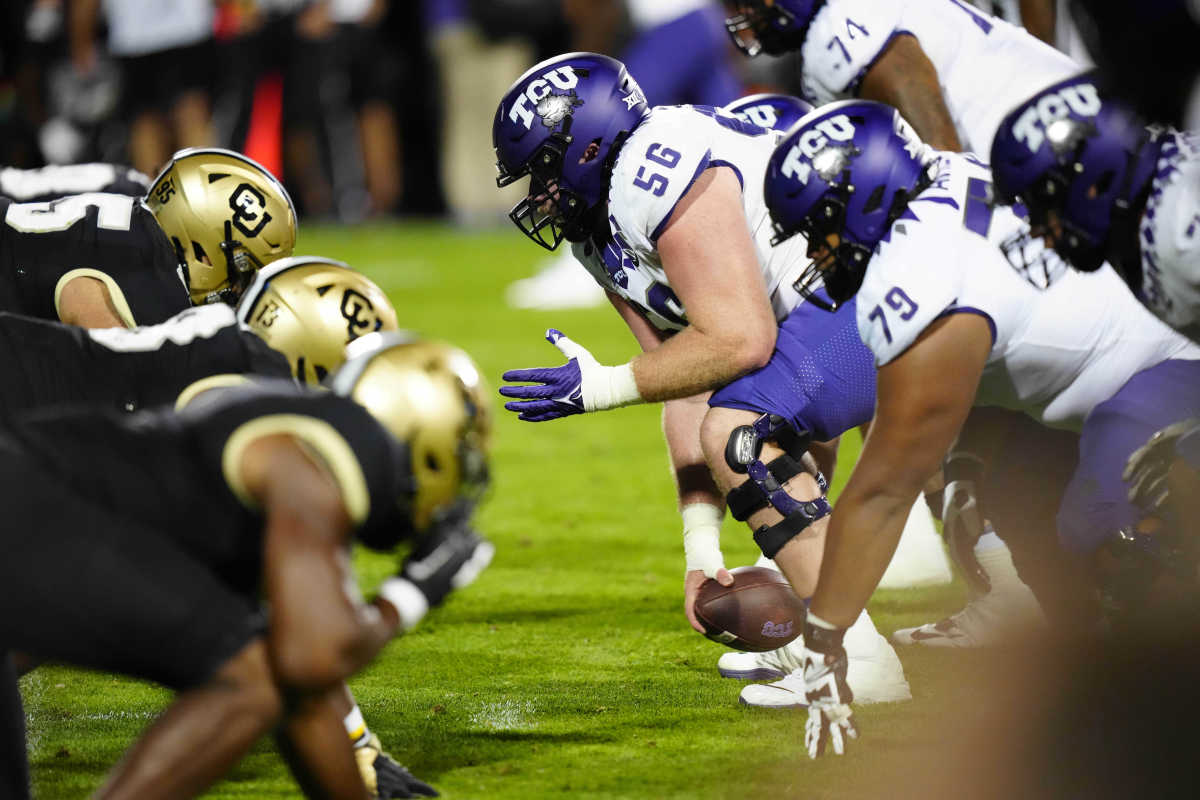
[722,93,814,132]
[493,52,649,251]
[723,0,822,57]
[990,73,1162,281]
[764,100,932,310]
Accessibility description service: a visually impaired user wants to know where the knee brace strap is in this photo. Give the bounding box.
[753,497,832,558]
[727,454,829,521]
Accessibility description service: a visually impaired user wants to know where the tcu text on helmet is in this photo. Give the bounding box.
[1012,84,1103,153]
[509,67,580,130]
[779,115,856,184]
[732,104,779,129]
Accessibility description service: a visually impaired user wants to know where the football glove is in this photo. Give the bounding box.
[802,617,858,759]
[941,450,989,595]
[378,520,494,632]
[354,734,439,798]
[499,329,640,421]
[1123,417,1200,513]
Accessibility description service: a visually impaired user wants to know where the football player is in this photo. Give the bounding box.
[762,100,1200,756]
[0,147,296,330]
[0,255,436,797]
[493,53,910,708]
[990,74,1200,346]
[722,0,1092,645]
[721,0,1079,153]
[0,334,492,799]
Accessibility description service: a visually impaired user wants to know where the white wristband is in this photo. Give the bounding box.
[377,577,430,633]
[682,503,725,577]
[588,362,642,412]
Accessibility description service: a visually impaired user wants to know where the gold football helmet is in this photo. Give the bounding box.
[332,332,491,531]
[237,256,400,385]
[146,147,298,306]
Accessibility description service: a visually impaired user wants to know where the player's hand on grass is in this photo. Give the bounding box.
[355,735,439,798]
[499,329,640,421]
[802,616,857,759]
[1124,417,1200,513]
[379,519,495,632]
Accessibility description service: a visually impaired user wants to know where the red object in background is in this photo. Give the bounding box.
[244,72,283,178]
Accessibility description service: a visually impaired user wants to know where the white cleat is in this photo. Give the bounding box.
[734,610,911,708]
[891,536,1048,648]
[718,639,803,681]
[505,253,605,310]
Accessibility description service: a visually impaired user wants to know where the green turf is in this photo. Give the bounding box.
[22,222,969,798]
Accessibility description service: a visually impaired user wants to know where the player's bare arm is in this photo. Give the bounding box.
[859,35,964,153]
[810,314,992,628]
[242,433,398,689]
[57,275,129,329]
[627,167,777,400]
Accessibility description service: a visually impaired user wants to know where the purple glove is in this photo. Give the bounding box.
[499,329,586,422]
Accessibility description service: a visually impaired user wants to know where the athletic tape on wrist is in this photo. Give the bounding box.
[593,362,642,411]
[681,504,724,576]
[378,577,430,632]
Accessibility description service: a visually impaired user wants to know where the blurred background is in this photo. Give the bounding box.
[0,0,814,226]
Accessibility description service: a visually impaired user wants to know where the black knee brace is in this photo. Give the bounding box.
[722,413,832,557]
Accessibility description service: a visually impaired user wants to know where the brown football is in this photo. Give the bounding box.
[694,566,805,652]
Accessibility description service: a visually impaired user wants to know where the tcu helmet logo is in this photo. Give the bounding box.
[509,67,581,129]
[731,103,779,129]
[1012,83,1103,153]
[779,114,857,184]
[228,183,272,237]
[340,288,383,340]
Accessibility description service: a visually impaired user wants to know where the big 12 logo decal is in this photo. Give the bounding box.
[1011,83,1103,153]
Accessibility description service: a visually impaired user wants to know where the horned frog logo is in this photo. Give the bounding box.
[340,288,383,340]
[229,183,272,237]
[537,92,583,129]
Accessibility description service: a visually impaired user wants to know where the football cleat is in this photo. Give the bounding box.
[738,613,911,707]
[891,542,1048,648]
[504,252,605,310]
[718,636,804,681]
[354,734,439,799]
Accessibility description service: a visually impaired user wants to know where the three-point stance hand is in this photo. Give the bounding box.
[500,329,641,421]
[802,617,858,758]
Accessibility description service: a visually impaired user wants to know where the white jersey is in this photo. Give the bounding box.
[1137,130,1200,344]
[799,0,1079,155]
[572,105,810,332]
[857,151,1200,431]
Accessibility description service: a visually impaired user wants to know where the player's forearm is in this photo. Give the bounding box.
[632,324,774,403]
[809,483,918,628]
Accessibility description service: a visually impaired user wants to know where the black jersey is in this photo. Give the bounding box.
[0,304,292,417]
[0,193,191,326]
[0,163,150,202]
[4,383,415,587]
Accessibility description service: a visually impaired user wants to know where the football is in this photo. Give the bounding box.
[694,566,805,652]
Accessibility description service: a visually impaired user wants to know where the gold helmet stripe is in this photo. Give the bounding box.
[221,413,370,524]
[235,254,351,325]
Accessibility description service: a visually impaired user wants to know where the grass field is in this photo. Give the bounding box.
[22,222,976,799]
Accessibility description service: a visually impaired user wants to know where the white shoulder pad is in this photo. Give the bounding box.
[856,208,963,367]
[608,107,719,249]
[800,0,906,106]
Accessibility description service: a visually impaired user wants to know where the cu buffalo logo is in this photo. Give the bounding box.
[228,183,272,237]
[340,289,384,340]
